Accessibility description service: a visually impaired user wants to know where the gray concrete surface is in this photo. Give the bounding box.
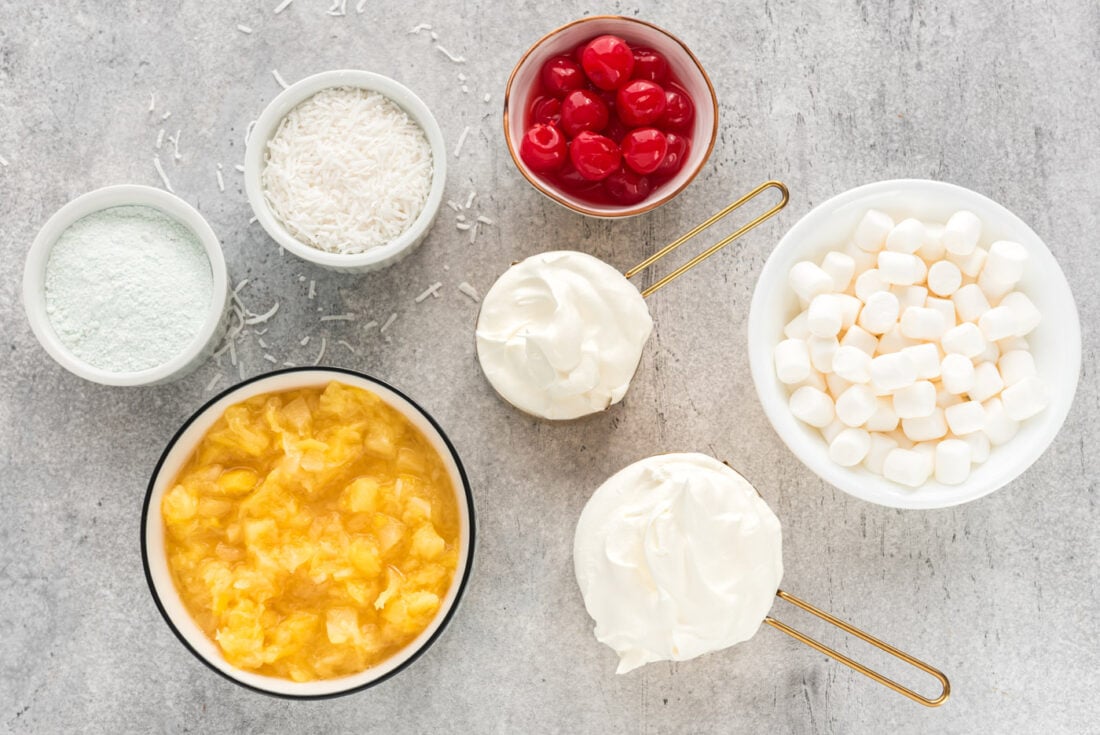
[1,1,1098,733]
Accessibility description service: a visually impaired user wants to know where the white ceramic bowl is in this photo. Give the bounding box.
[504,15,718,218]
[244,70,446,274]
[748,179,1081,509]
[22,184,229,387]
[141,368,476,698]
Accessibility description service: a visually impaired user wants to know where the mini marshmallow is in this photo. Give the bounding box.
[886,430,915,450]
[943,210,982,256]
[1000,292,1041,336]
[977,269,1016,302]
[863,433,898,475]
[821,251,856,292]
[1001,376,1049,421]
[854,268,889,302]
[925,297,957,328]
[835,384,878,427]
[825,371,852,399]
[869,352,917,392]
[790,386,835,427]
[936,391,964,409]
[963,431,991,464]
[967,361,1005,403]
[978,306,1019,342]
[893,381,937,419]
[829,428,871,467]
[918,222,947,262]
[941,322,986,358]
[901,342,942,380]
[840,325,878,356]
[951,284,991,323]
[912,441,937,464]
[789,261,835,302]
[878,251,928,286]
[807,294,845,337]
[944,400,986,435]
[832,345,872,383]
[885,218,925,254]
[866,397,900,432]
[900,307,947,341]
[808,336,839,373]
[854,209,894,252]
[836,294,862,329]
[935,439,972,485]
[858,291,900,335]
[998,350,1036,386]
[784,310,810,340]
[775,339,811,384]
[883,448,933,487]
[982,397,1020,445]
[997,336,1029,353]
[984,240,1027,283]
[821,418,846,443]
[893,284,929,312]
[941,353,976,394]
[844,240,878,273]
[975,339,1000,365]
[901,407,948,442]
[927,261,962,296]
[794,369,827,392]
[949,246,988,278]
[876,326,919,355]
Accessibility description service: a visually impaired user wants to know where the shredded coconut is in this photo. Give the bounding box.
[312,336,327,365]
[272,69,290,89]
[458,281,481,303]
[380,313,397,333]
[153,156,173,192]
[273,0,294,13]
[435,45,466,63]
[237,24,253,34]
[205,374,223,392]
[454,126,470,158]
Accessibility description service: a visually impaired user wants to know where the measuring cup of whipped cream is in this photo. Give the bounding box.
[476,182,788,420]
[573,452,950,707]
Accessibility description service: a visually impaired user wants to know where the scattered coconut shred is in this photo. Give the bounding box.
[262,87,433,255]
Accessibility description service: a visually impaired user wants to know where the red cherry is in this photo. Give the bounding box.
[660,84,695,132]
[603,165,651,205]
[539,56,585,97]
[631,47,669,82]
[620,128,668,175]
[555,160,602,192]
[603,113,629,145]
[569,131,621,181]
[580,35,635,90]
[616,80,667,127]
[655,132,690,177]
[530,95,562,126]
[560,90,609,137]
[519,124,567,173]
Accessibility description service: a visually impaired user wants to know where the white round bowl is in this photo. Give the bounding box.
[22,184,229,387]
[503,15,718,218]
[244,70,446,274]
[748,179,1081,509]
[141,368,476,698]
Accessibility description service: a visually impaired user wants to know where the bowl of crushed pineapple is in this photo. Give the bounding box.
[141,368,475,698]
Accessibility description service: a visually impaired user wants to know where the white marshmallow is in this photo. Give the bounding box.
[883,448,933,487]
[935,439,972,485]
[784,310,810,340]
[912,441,937,464]
[925,297,957,329]
[901,407,948,441]
[854,209,894,252]
[808,336,839,373]
[840,325,878,356]
[944,400,986,435]
[807,294,845,338]
[984,240,1027,283]
[854,268,889,302]
[962,431,991,464]
[876,326,919,355]
[967,361,1005,403]
[821,251,856,292]
[978,306,1019,342]
[886,430,915,450]
[858,291,900,335]
[949,246,988,278]
[821,418,846,443]
[998,350,1037,387]
[825,371,852,399]
[844,240,878,273]
[937,391,964,409]
[901,342,942,380]
[789,261,835,302]
[982,397,1020,445]
[878,251,927,286]
[951,284,991,323]
[863,433,898,475]
[900,306,947,341]
[836,294,862,329]
[1001,376,1049,421]
[941,322,986,358]
[869,352,917,392]
[774,339,811,384]
[943,210,982,256]
[996,336,1029,353]
[977,269,1016,302]
[794,369,827,392]
[866,397,900,432]
[1000,292,1041,336]
[941,353,976,394]
[829,428,871,467]
[893,381,937,419]
[835,384,878,427]
[918,222,947,262]
[885,218,925,254]
[893,285,929,312]
[927,261,962,296]
[832,345,872,384]
[975,339,1000,365]
[790,386,835,428]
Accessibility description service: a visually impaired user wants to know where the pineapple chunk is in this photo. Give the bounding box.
[342,477,380,513]
[410,524,445,560]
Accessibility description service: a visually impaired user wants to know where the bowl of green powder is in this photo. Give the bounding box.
[23,185,229,386]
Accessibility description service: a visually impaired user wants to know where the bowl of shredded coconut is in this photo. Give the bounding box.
[245,70,447,273]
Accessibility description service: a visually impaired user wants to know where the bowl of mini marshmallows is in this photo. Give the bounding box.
[748,179,1081,509]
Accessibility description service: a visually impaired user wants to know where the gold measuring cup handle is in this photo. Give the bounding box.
[625,180,790,297]
[765,589,951,707]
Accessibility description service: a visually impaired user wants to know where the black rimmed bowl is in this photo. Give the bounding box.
[140,368,475,699]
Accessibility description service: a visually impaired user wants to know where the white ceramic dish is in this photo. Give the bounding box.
[503,15,718,218]
[244,70,446,274]
[141,368,476,698]
[22,184,229,387]
[748,179,1081,509]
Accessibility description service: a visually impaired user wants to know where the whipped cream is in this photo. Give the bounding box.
[574,453,783,674]
[476,251,653,420]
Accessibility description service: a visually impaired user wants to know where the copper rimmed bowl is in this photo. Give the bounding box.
[503,16,718,218]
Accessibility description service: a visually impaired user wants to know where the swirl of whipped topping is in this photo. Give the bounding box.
[476,251,653,420]
[574,453,783,674]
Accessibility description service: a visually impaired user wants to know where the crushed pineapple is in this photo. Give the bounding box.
[163,382,461,681]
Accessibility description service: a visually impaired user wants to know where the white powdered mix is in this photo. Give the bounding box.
[44,206,213,372]
[262,87,433,254]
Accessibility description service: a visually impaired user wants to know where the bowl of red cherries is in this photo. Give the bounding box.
[504,16,718,217]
